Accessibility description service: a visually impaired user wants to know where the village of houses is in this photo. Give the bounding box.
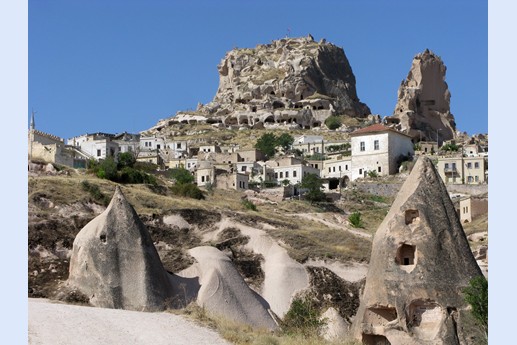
[28,118,488,224]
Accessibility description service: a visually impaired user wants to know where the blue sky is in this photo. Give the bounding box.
[29,0,487,139]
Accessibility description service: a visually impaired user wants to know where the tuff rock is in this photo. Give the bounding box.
[67,186,175,311]
[351,157,483,345]
[385,49,457,142]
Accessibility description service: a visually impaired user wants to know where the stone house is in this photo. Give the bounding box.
[139,135,166,152]
[215,172,249,191]
[437,155,487,184]
[450,194,472,223]
[165,140,189,158]
[416,141,438,155]
[169,157,198,171]
[196,162,215,187]
[265,157,320,186]
[321,154,352,190]
[112,132,140,155]
[67,132,119,161]
[349,123,414,180]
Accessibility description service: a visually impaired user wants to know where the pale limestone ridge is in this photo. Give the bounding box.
[385,49,457,142]
[68,186,175,311]
[351,157,482,345]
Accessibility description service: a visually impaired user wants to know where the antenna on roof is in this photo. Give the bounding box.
[30,108,37,130]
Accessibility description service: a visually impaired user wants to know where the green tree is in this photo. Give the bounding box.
[96,156,118,180]
[301,173,325,203]
[254,132,278,159]
[117,152,136,169]
[168,167,194,185]
[463,276,488,335]
[277,133,294,152]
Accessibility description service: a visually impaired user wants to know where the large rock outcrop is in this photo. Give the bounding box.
[179,246,278,330]
[67,186,175,311]
[385,49,457,142]
[351,157,483,345]
[153,35,370,131]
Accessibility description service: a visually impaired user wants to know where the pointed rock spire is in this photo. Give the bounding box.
[68,186,175,311]
[351,157,483,344]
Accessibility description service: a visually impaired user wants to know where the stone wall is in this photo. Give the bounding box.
[446,184,488,196]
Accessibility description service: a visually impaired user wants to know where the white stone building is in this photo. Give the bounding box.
[349,124,414,180]
[67,132,118,160]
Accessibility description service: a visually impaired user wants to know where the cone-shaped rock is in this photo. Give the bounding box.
[179,246,278,330]
[351,157,482,345]
[68,186,174,311]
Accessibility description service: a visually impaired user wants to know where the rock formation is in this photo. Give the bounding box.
[179,246,278,330]
[67,186,175,311]
[152,35,370,131]
[351,157,483,345]
[385,49,457,143]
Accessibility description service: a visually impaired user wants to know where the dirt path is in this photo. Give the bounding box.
[296,213,372,239]
[28,298,230,345]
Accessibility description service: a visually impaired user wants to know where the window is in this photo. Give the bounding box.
[466,162,472,168]
[339,166,342,171]
[329,168,331,173]
[475,176,479,182]
[286,171,289,178]
[374,140,379,150]
[201,176,205,182]
[177,143,182,149]
[378,166,382,173]
[275,172,278,179]
[315,164,319,169]
[359,168,363,175]
[346,164,348,170]
[332,167,336,172]
[157,144,161,150]
[97,149,101,157]
[293,170,297,177]
[474,162,479,168]
[280,172,283,178]
[360,142,365,152]
[467,176,473,183]
[241,166,246,172]
[452,163,456,169]
[445,163,449,169]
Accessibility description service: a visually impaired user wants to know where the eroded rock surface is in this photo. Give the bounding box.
[351,157,483,345]
[385,49,457,142]
[151,35,371,131]
[67,186,175,311]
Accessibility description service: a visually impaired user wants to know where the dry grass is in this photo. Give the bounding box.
[175,303,361,345]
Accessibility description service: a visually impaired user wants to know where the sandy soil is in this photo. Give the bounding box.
[28,298,229,345]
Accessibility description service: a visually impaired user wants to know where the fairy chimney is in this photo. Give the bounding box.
[351,157,483,345]
[68,186,175,311]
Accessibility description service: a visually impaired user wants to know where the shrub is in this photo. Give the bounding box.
[118,167,157,185]
[80,180,109,206]
[367,170,378,178]
[281,296,325,336]
[96,156,118,181]
[170,183,205,200]
[463,276,488,333]
[324,116,342,130]
[168,167,195,185]
[348,212,363,228]
[134,161,158,173]
[242,199,257,211]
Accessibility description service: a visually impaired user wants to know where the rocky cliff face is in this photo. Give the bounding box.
[385,50,457,142]
[171,35,371,129]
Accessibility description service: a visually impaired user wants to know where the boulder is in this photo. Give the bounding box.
[351,157,483,344]
[67,186,175,311]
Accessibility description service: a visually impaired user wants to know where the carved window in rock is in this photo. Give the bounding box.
[405,209,420,225]
[396,244,416,266]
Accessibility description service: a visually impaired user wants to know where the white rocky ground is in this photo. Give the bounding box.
[28,298,230,345]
